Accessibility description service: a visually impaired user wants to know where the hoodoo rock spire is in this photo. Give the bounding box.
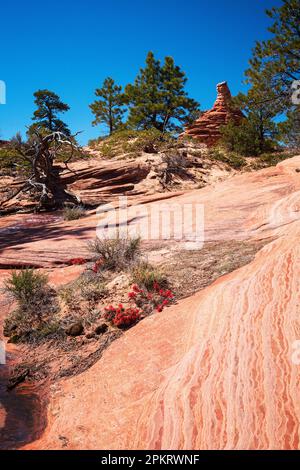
[182,81,244,146]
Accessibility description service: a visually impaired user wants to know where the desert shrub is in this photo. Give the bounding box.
[96,129,173,158]
[220,120,276,157]
[0,147,30,174]
[59,271,107,308]
[208,148,246,169]
[249,152,294,170]
[78,277,107,303]
[88,136,105,148]
[124,128,172,153]
[4,269,49,306]
[63,205,86,221]
[162,153,187,173]
[159,152,190,185]
[3,269,59,342]
[88,235,141,271]
[54,146,89,163]
[130,261,166,291]
[258,152,292,166]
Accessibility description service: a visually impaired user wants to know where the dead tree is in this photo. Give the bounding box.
[5,130,82,210]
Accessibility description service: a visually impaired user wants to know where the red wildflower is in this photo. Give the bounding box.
[69,257,86,266]
[112,307,141,328]
[156,304,163,312]
[92,259,103,273]
[132,284,141,293]
[128,291,137,299]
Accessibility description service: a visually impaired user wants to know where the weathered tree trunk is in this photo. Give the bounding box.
[1,131,81,212]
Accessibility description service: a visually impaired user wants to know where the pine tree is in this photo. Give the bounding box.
[279,106,300,148]
[125,51,199,132]
[236,82,281,151]
[125,52,162,130]
[160,56,200,132]
[245,0,300,111]
[29,89,70,136]
[90,77,125,135]
[221,82,281,156]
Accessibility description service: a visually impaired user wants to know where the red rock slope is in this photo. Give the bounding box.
[20,155,300,449]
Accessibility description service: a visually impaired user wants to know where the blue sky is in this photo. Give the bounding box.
[0,0,282,144]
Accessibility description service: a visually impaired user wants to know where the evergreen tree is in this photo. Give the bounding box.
[245,0,300,110]
[90,77,125,135]
[29,89,70,136]
[279,106,300,148]
[125,52,162,130]
[235,83,281,152]
[221,83,281,156]
[160,56,200,132]
[220,119,262,156]
[125,51,200,132]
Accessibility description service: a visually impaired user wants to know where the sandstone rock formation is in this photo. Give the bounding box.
[21,154,300,450]
[0,141,236,214]
[183,81,244,146]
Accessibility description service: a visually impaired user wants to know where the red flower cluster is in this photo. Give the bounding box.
[158,289,174,299]
[92,259,103,273]
[104,304,141,328]
[68,257,86,265]
[114,307,141,327]
[128,282,174,314]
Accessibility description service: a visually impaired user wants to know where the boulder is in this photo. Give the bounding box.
[65,322,84,337]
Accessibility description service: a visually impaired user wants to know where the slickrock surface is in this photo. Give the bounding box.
[183,82,244,145]
[24,155,300,450]
[1,156,300,266]
[60,159,150,205]
[0,159,150,213]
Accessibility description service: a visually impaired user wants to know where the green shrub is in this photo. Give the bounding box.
[209,148,246,169]
[59,272,107,307]
[54,146,88,163]
[131,261,167,291]
[94,129,173,158]
[220,120,276,157]
[4,269,49,306]
[3,269,60,342]
[63,205,86,220]
[252,152,293,169]
[88,235,141,271]
[0,147,30,174]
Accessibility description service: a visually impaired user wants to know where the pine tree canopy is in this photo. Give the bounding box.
[29,89,70,136]
[90,77,125,135]
[125,51,200,132]
[245,0,300,111]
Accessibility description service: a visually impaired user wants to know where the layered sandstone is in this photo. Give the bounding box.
[23,155,300,450]
[183,81,244,146]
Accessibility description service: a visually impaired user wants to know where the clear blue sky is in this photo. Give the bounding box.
[0,0,282,145]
